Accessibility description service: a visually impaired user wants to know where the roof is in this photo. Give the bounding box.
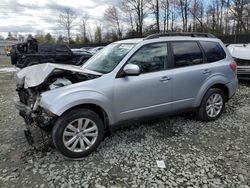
[115,38,143,44]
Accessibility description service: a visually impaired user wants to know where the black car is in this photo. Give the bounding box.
[10,38,92,68]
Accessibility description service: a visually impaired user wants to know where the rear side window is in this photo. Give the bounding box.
[200,41,226,63]
[39,45,54,53]
[172,42,203,67]
[56,45,69,53]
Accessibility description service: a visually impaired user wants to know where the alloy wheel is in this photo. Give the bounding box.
[62,118,98,152]
[206,93,223,118]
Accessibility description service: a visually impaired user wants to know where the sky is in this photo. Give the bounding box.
[0,0,120,39]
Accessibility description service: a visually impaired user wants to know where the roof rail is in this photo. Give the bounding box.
[144,32,216,40]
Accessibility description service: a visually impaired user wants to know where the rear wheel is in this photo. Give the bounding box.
[197,88,225,121]
[52,108,104,158]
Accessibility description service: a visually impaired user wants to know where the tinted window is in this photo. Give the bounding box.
[39,45,54,53]
[127,43,167,74]
[56,45,69,53]
[200,41,226,63]
[172,42,203,67]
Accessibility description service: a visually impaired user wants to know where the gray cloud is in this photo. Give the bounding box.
[0,0,122,37]
[0,24,38,33]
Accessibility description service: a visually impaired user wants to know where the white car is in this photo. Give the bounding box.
[227,44,250,80]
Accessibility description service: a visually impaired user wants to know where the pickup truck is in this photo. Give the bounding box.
[10,38,92,68]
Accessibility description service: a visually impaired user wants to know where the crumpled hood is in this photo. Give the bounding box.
[227,44,250,60]
[16,63,102,88]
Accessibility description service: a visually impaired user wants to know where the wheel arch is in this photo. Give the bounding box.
[209,83,229,101]
[195,81,230,107]
[60,103,110,130]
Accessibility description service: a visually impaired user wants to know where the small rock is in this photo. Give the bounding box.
[207,173,214,179]
[12,168,18,172]
[238,174,245,182]
[95,184,105,188]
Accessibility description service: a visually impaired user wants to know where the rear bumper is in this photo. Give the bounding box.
[237,66,250,80]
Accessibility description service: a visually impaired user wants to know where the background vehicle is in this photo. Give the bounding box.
[71,48,93,55]
[80,47,94,51]
[89,46,104,54]
[4,46,12,56]
[10,38,92,68]
[227,44,250,80]
[15,33,238,158]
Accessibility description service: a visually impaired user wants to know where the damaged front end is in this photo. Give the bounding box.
[14,63,102,145]
[15,86,56,131]
[14,86,56,145]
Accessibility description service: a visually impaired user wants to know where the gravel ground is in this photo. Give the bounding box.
[0,56,250,188]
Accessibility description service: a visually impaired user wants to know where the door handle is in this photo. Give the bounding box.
[160,76,171,82]
[203,69,211,74]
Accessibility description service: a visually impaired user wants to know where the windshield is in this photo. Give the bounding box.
[82,43,135,73]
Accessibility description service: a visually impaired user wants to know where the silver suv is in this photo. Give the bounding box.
[15,33,238,158]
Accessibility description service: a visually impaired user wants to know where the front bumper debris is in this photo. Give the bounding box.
[14,98,32,115]
[24,129,34,145]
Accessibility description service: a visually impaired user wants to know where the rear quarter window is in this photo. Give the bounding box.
[200,41,226,63]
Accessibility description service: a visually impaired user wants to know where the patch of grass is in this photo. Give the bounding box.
[0,55,11,68]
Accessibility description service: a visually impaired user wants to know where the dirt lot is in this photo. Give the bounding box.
[0,55,249,188]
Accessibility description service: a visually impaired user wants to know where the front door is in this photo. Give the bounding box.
[114,42,173,121]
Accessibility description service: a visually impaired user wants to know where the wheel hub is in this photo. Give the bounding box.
[62,118,98,152]
[206,93,223,118]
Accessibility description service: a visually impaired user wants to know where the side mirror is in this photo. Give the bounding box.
[123,64,140,76]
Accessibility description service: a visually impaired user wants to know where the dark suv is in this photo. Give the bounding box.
[10,38,92,68]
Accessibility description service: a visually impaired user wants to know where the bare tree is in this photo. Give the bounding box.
[170,0,177,31]
[122,0,151,36]
[104,5,123,38]
[178,0,189,32]
[150,0,160,32]
[232,0,248,34]
[160,0,170,32]
[94,25,102,43]
[189,0,204,32]
[121,2,135,31]
[80,13,89,43]
[58,8,77,43]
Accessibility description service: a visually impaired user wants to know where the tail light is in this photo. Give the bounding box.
[230,62,237,73]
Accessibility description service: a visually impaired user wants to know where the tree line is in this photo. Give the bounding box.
[36,0,250,45]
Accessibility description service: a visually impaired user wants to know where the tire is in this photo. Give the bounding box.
[197,88,226,122]
[10,49,17,65]
[52,108,104,159]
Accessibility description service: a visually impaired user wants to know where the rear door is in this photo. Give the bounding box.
[55,45,73,64]
[38,44,55,63]
[170,41,212,110]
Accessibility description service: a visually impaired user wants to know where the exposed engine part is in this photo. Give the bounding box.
[24,129,34,145]
[32,96,40,111]
[49,78,72,90]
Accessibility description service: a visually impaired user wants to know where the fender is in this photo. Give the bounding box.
[194,74,229,107]
[39,89,115,124]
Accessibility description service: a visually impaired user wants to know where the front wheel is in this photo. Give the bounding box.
[197,88,226,122]
[52,108,104,159]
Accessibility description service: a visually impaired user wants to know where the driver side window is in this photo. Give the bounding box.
[127,43,168,74]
